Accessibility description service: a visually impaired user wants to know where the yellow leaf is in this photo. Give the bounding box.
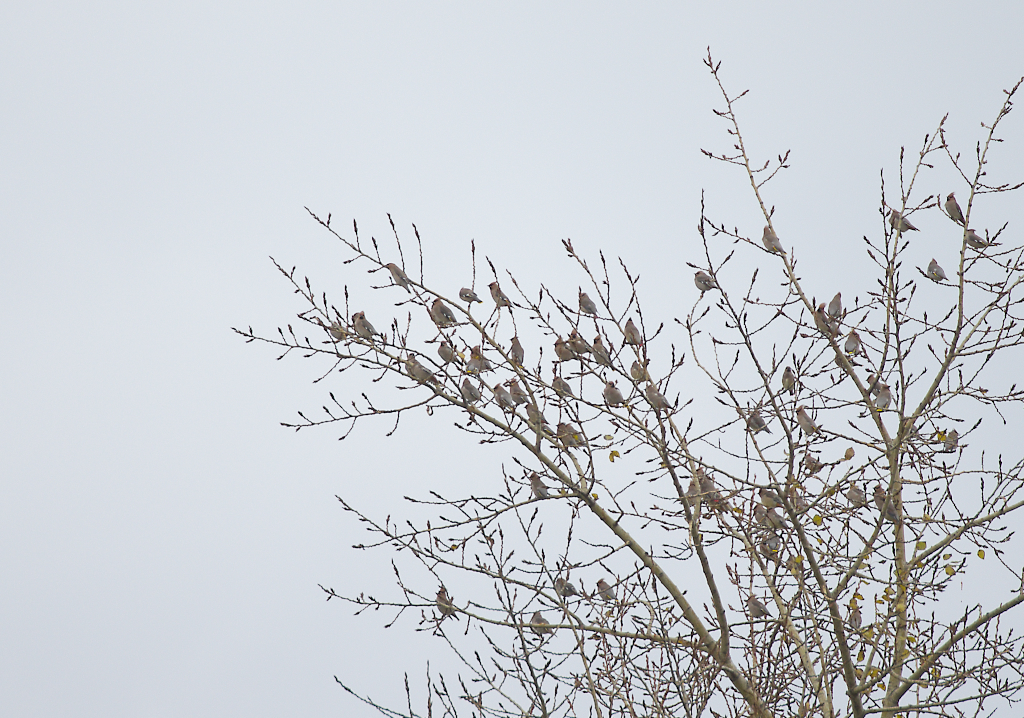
[907,634,917,644]
[916,541,927,551]
[844,447,855,460]
[857,650,865,663]
[978,549,986,559]
[609,450,620,463]
[942,553,951,560]
[592,492,599,500]
[945,565,955,576]
[603,434,613,441]
[812,514,823,526]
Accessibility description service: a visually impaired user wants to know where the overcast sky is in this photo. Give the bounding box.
[3,3,1023,716]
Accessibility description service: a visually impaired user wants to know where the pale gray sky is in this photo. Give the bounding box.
[2,3,1023,716]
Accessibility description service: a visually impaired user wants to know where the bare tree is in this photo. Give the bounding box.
[236,53,1024,718]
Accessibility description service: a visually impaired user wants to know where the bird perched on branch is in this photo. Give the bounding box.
[596,579,616,602]
[762,226,784,253]
[554,336,576,362]
[694,270,718,293]
[592,336,612,366]
[436,587,456,618]
[530,611,553,635]
[405,357,439,386]
[385,263,412,292]
[568,330,592,355]
[529,472,549,500]
[508,379,528,405]
[552,372,574,398]
[430,298,457,327]
[603,381,625,407]
[509,336,525,367]
[889,209,919,232]
[796,406,819,435]
[873,485,898,523]
[827,292,843,320]
[747,595,770,618]
[467,346,493,375]
[945,192,965,225]
[579,290,599,316]
[460,378,481,404]
[759,487,784,510]
[623,318,643,346]
[352,311,379,341]
[745,408,770,434]
[845,329,862,355]
[782,366,797,395]
[926,258,947,282]
[847,482,868,508]
[437,340,462,366]
[814,303,838,337]
[554,577,579,598]
[492,383,516,411]
[489,281,511,307]
[557,422,586,449]
[459,287,482,303]
[646,383,672,412]
[965,229,988,249]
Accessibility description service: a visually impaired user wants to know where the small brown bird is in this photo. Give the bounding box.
[803,453,824,474]
[526,403,551,432]
[847,482,868,508]
[430,298,457,327]
[762,226,784,253]
[489,281,511,307]
[530,611,553,635]
[814,303,837,337]
[492,383,516,411]
[926,258,947,282]
[596,579,616,601]
[554,577,579,598]
[699,471,728,510]
[327,320,347,342]
[965,229,988,249]
[552,372,574,398]
[873,382,892,410]
[942,429,959,452]
[759,487,784,510]
[745,408,770,434]
[460,378,482,404]
[554,336,576,362]
[827,292,843,320]
[568,330,592,355]
[759,533,782,563]
[603,381,625,407]
[764,508,790,531]
[405,357,439,386]
[645,383,672,412]
[782,366,797,395]
[630,359,650,382]
[889,209,919,232]
[467,346,493,374]
[579,290,599,316]
[796,406,819,435]
[945,192,965,225]
[436,587,456,618]
[623,318,642,346]
[384,263,413,292]
[848,603,862,631]
[694,270,718,292]
[845,329,862,355]
[557,422,585,448]
[352,311,378,340]
[459,287,482,303]
[508,379,529,405]
[747,595,770,618]
[873,485,898,523]
[530,472,550,500]
[509,336,525,367]
[592,336,612,366]
[437,340,462,365]
[787,484,808,513]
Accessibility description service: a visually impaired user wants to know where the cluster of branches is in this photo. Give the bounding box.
[236,54,1024,718]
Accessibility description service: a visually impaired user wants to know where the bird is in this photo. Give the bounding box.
[489,281,511,307]
[492,383,516,411]
[352,311,378,341]
[803,453,824,474]
[796,406,819,435]
[782,366,797,395]
[848,603,862,631]
[327,320,347,342]
[460,378,481,404]
[557,422,585,449]
[945,192,965,225]
[508,379,529,405]
[965,229,988,249]
[759,533,782,563]
[630,359,650,382]
[526,403,551,433]
[814,303,838,337]
[568,330,592,355]
[437,340,462,366]
[430,298,457,327]
[592,336,613,366]
[554,577,579,598]
[873,485,898,523]
[623,318,642,346]
[645,383,672,412]
[699,470,729,510]
[694,270,718,292]
[603,381,625,406]
[926,258,947,282]
[889,209,919,232]
[552,372,574,398]
[942,429,959,452]
[579,291,599,316]
[762,226,784,253]
[787,484,808,513]
[746,595,770,618]
[827,292,843,320]
[529,611,553,635]
[759,487,784,510]
[873,382,892,410]
[530,472,550,500]
[385,263,412,292]
[436,587,456,618]
[467,346,493,375]
[554,336,576,362]
[764,508,790,531]
[847,482,868,508]
[509,336,525,367]
[745,408,770,434]
[405,357,439,386]
[459,287,482,303]
[865,373,882,396]
[845,329,862,355]
[596,579,616,601]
